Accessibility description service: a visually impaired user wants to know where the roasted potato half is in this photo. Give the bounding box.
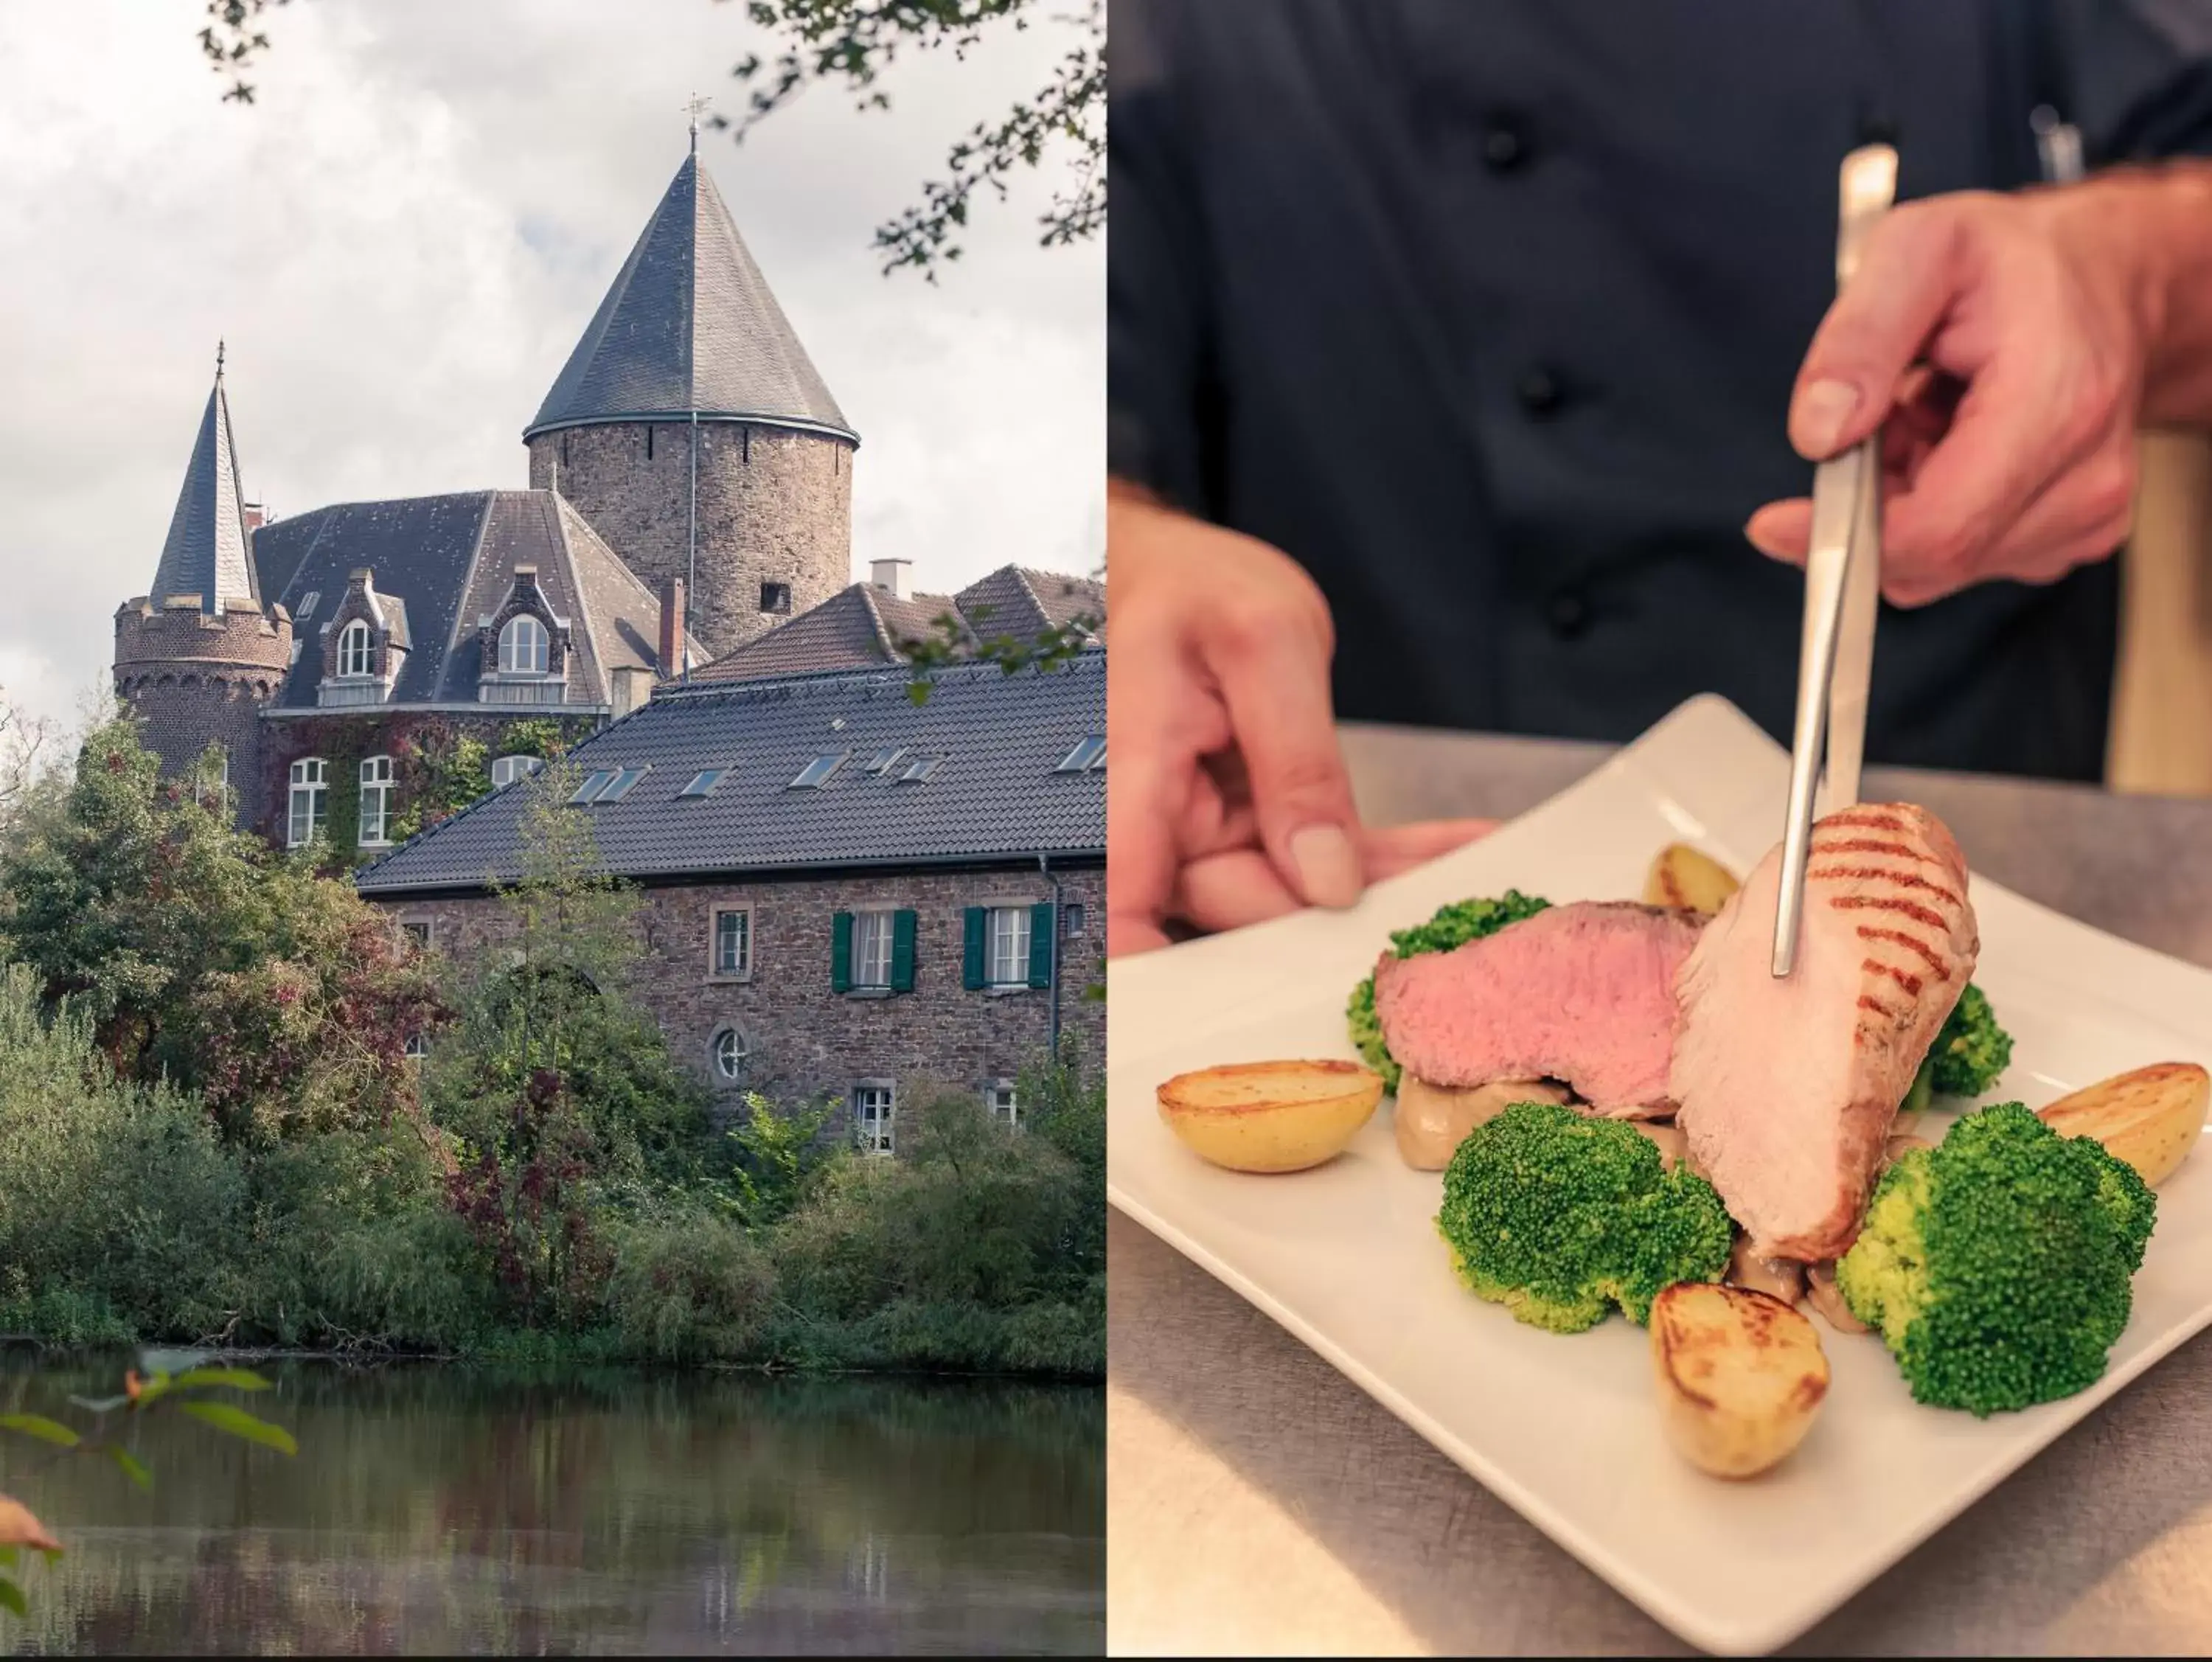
[1641,844,1742,916]
[1158,1060,1385,1174]
[1652,1282,1829,1480]
[2037,1063,2211,1188]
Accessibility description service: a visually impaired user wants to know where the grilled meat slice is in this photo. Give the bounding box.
[1371,901,1706,1117]
[1670,804,1980,1260]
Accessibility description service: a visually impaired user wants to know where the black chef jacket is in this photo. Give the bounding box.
[1109,0,2212,781]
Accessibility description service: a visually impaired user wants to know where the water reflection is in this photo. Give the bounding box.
[0,1357,1103,1655]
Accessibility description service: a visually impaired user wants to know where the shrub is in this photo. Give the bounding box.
[605,1204,779,1362]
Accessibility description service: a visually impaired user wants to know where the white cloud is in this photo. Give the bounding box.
[0,0,1102,732]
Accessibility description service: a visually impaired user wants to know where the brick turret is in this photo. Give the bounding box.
[113,350,291,821]
[522,134,857,661]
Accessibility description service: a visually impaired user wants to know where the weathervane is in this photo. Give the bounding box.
[684,92,712,153]
[215,338,226,378]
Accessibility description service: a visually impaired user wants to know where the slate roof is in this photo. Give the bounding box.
[695,565,1104,684]
[251,490,667,709]
[148,366,259,612]
[354,653,1106,894]
[524,150,856,444]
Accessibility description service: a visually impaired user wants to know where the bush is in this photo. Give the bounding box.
[0,966,246,1338]
[605,1203,779,1362]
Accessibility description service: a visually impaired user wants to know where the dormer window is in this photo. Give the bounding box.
[316,569,408,709]
[500,615,549,675]
[338,621,374,678]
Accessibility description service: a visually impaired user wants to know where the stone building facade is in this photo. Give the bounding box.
[356,655,1109,1141]
[113,596,291,813]
[387,862,1105,1134]
[526,420,853,662]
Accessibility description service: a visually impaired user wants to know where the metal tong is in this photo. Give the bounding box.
[1770,144,1898,978]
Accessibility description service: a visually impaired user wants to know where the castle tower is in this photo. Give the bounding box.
[522,125,859,661]
[114,349,291,821]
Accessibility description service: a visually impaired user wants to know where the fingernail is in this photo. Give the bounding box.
[1288,824,1363,910]
[1791,380,1860,458]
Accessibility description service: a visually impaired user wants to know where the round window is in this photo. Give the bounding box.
[712,1026,749,1081]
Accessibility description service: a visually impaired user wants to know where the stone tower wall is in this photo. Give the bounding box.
[113,598,292,827]
[528,420,854,661]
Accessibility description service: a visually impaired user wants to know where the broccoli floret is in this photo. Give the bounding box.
[1837,1102,2156,1416]
[1928,982,2014,1099]
[1436,1100,1733,1333]
[1348,891,1551,1092]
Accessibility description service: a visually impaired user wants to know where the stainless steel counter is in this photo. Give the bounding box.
[1108,723,2212,1657]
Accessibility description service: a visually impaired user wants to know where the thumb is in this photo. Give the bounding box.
[1211,629,1364,910]
[1788,205,1958,460]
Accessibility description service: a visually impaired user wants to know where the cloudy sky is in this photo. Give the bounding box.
[0,0,1103,734]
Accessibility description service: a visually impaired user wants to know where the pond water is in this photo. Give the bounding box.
[0,1357,1102,1655]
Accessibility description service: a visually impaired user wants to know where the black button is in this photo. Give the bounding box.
[1516,367,1564,417]
[1482,116,1528,171]
[1548,589,1590,639]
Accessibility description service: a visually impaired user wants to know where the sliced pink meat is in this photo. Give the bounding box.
[1371,901,1705,1117]
[1670,803,1980,1261]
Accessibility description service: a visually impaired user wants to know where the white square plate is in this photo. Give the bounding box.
[1106,695,2212,1656]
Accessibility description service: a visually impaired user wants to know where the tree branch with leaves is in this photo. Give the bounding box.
[195,0,1105,277]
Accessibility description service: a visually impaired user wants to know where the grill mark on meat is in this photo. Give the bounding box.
[1830,894,1950,932]
[1855,924,1950,976]
[1857,993,1899,1018]
[1823,810,1913,835]
[1806,866,1964,908]
[1809,838,1936,863]
[1865,959,1924,997]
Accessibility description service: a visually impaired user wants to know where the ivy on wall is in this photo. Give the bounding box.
[265,712,596,873]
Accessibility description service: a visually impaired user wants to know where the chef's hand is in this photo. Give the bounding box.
[1745,183,2150,607]
[1107,482,1495,958]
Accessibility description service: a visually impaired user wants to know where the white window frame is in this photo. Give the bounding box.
[491,754,543,789]
[499,614,549,675]
[403,1032,428,1063]
[358,754,394,846]
[709,906,753,979]
[337,620,375,678]
[986,905,1032,990]
[851,910,894,990]
[288,757,327,848]
[854,1083,895,1155]
[986,1081,1020,1128]
[712,1026,749,1082]
[400,919,434,951]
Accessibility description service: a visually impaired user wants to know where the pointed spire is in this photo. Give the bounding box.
[148,350,260,613]
[523,147,856,444]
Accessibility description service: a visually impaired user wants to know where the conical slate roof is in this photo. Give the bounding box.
[524,150,856,444]
[150,362,259,611]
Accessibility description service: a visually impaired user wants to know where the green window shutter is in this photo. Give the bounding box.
[962,907,987,991]
[891,909,919,993]
[1028,903,1055,989]
[830,911,853,993]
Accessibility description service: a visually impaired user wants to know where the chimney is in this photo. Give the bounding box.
[242,501,268,533]
[871,557,913,600]
[658,575,686,676]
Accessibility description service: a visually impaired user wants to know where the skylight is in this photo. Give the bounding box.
[864,747,905,774]
[598,766,648,802]
[897,756,941,784]
[1055,736,1107,773]
[295,590,320,618]
[568,769,619,804]
[789,754,846,789]
[680,768,728,799]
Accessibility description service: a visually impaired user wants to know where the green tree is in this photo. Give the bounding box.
[0,715,442,1144]
[423,762,709,1327]
[194,0,1104,277]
